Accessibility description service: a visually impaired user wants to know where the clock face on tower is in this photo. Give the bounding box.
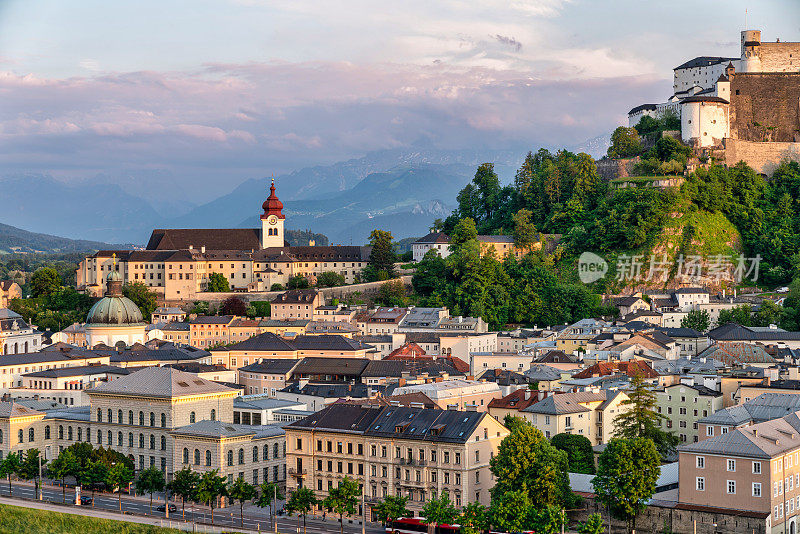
[268,215,278,225]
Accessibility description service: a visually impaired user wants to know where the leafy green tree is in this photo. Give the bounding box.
[135,465,165,514]
[607,126,643,159]
[317,271,346,287]
[207,272,230,292]
[753,300,784,327]
[529,505,567,534]
[449,218,478,251]
[422,491,459,527]
[255,481,284,529]
[167,467,200,519]
[270,283,285,291]
[681,309,710,332]
[17,449,45,499]
[228,477,257,528]
[592,437,660,531]
[634,115,660,135]
[286,486,318,534]
[48,449,80,503]
[122,282,158,321]
[323,476,361,534]
[550,433,595,474]
[459,501,489,534]
[489,419,571,507]
[578,513,605,534]
[288,275,310,289]
[106,462,133,512]
[488,490,533,533]
[614,374,679,460]
[366,229,397,281]
[372,494,409,526]
[0,452,21,497]
[190,300,210,315]
[195,469,228,526]
[717,304,754,327]
[220,295,247,316]
[30,267,62,297]
[376,279,407,307]
[79,459,108,506]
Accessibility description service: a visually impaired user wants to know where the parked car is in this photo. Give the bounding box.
[778,286,790,293]
[80,496,93,505]
[156,503,177,513]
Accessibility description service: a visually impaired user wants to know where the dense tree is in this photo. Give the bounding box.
[220,295,247,316]
[607,127,643,159]
[717,304,755,327]
[250,300,271,317]
[375,279,407,307]
[512,208,538,250]
[614,374,679,460]
[550,433,595,474]
[366,229,397,281]
[122,282,158,321]
[195,469,228,526]
[30,267,62,297]
[270,283,285,291]
[459,502,489,534]
[207,272,230,292]
[372,494,409,526]
[316,271,346,287]
[0,452,21,497]
[489,418,571,507]
[489,490,534,533]
[681,309,710,332]
[167,467,200,519]
[79,459,108,506]
[17,449,45,499]
[135,465,166,514]
[421,491,459,527]
[286,487,318,534]
[105,462,133,512]
[323,476,361,534]
[593,438,660,531]
[228,477,257,528]
[48,449,79,503]
[578,513,605,534]
[287,275,310,289]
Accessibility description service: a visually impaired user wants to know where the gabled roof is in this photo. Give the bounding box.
[674,57,738,70]
[523,364,563,382]
[573,361,658,379]
[239,359,299,375]
[89,366,236,398]
[171,420,285,439]
[414,232,450,245]
[0,401,44,419]
[709,323,800,342]
[223,331,297,352]
[23,364,129,378]
[681,410,800,459]
[535,350,578,364]
[697,342,775,366]
[271,289,319,304]
[523,391,606,415]
[487,388,539,411]
[292,357,370,377]
[147,228,261,251]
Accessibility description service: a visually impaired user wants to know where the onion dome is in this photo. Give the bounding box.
[86,270,145,325]
[261,178,285,220]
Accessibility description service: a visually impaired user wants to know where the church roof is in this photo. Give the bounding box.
[146,228,262,251]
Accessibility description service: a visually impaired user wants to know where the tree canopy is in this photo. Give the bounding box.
[614,374,679,460]
[550,433,595,474]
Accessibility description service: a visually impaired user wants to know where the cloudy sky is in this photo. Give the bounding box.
[0,0,797,202]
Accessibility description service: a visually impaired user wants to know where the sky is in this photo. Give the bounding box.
[0,0,797,202]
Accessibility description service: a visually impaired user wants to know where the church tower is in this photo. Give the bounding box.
[260,178,285,248]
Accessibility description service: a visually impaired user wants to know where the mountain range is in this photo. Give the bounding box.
[0,222,120,254]
[0,138,610,247]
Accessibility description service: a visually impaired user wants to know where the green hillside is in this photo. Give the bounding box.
[0,222,119,254]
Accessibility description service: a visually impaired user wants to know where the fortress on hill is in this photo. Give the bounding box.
[627,29,800,174]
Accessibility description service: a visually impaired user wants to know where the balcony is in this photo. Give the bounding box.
[399,479,427,489]
[288,468,307,477]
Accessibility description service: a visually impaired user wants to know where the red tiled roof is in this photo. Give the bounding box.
[387,342,427,358]
[383,352,469,374]
[487,388,539,411]
[572,360,658,379]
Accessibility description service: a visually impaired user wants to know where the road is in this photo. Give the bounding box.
[2,481,385,534]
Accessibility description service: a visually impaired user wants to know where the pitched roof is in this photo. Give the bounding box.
[414,232,450,244]
[361,359,462,378]
[147,228,261,251]
[523,391,606,415]
[674,56,739,70]
[239,359,299,375]
[0,401,44,418]
[223,331,297,352]
[89,366,236,398]
[23,364,129,378]
[383,353,469,374]
[681,410,800,459]
[171,420,285,439]
[292,357,370,377]
[271,289,319,304]
[573,361,658,379]
[709,323,800,342]
[697,342,775,366]
[487,388,539,411]
[535,350,579,364]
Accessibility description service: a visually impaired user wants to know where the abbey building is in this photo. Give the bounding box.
[76,180,370,302]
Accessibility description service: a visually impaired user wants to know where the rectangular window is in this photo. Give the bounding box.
[753,461,761,474]
[706,427,714,436]
[696,456,705,469]
[753,482,761,497]
[696,477,705,491]
[727,459,736,472]
[727,480,736,494]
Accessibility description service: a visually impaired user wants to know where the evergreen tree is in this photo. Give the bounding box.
[614,374,679,460]
[550,433,595,474]
[366,229,396,281]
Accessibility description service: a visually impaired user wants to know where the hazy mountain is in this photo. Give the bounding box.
[0,222,122,254]
[0,174,164,244]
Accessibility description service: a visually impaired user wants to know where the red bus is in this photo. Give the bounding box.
[386,517,460,534]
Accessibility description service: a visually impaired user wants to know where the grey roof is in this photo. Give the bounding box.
[652,357,725,376]
[234,396,303,410]
[0,401,43,418]
[361,359,462,378]
[523,391,606,415]
[292,357,370,377]
[89,366,236,398]
[239,359,299,375]
[23,364,130,378]
[655,326,705,339]
[163,322,190,331]
[680,411,800,459]
[170,420,286,439]
[709,323,800,342]
[281,382,389,399]
[523,365,563,382]
[43,406,91,422]
[700,393,800,426]
[109,345,210,363]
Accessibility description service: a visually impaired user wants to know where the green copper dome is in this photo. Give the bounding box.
[86,268,145,325]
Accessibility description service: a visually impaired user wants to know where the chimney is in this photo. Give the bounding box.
[201,246,205,253]
[524,390,531,400]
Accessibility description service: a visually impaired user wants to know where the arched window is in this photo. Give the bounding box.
[227,450,233,466]
[139,411,144,426]
[68,426,73,440]
[17,429,23,443]
[205,450,211,466]
[183,448,189,464]
[150,412,155,427]
[210,409,216,421]
[161,436,166,450]
[273,443,279,458]
[263,444,269,460]
[58,425,64,439]
[194,449,200,465]
[238,448,244,465]
[150,434,155,450]
[128,433,133,447]
[118,432,123,446]
[190,412,196,424]
[108,409,113,423]
[44,426,50,440]
[0,429,3,443]
[129,411,134,425]
[118,410,123,424]
[97,408,102,422]
[107,430,112,444]
[253,446,258,462]
[96,429,102,444]
[77,428,82,441]
[139,434,144,448]
[28,428,34,442]
[161,414,166,428]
